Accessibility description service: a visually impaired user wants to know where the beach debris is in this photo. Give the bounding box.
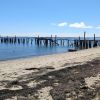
[80,86,88,90]
[68,49,77,52]
[46,66,55,70]
[25,68,40,71]
[10,80,19,85]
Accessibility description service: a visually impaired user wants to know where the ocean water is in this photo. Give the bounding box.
[0,37,99,61]
[0,37,75,61]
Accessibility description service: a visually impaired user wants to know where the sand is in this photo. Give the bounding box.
[0,47,100,100]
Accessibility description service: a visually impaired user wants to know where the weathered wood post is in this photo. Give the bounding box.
[22,38,25,44]
[31,38,33,44]
[83,32,86,49]
[89,40,91,48]
[63,40,64,46]
[74,40,76,47]
[93,34,96,47]
[35,37,37,44]
[79,36,80,47]
[79,36,83,49]
[37,35,39,46]
[55,35,57,41]
[67,40,69,46]
[94,34,95,42]
[40,39,42,45]
[1,37,2,43]
[18,38,20,44]
[85,40,88,49]
[55,35,57,45]
[93,34,97,47]
[14,35,16,44]
[80,40,82,49]
[61,39,62,45]
[50,35,52,46]
[46,39,48,47]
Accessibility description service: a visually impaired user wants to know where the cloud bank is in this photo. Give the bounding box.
[53,22,95,29]
[69,22,93,29]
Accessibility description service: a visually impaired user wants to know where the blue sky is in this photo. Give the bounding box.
[0,0,100,37]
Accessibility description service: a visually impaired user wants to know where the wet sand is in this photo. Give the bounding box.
[0,47,100,100]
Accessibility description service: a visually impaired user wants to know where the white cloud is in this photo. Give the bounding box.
[96,26,100,29]
[57,22,67,27]
[69,22,93,29]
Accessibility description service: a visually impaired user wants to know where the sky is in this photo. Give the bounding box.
[0,0,100,37]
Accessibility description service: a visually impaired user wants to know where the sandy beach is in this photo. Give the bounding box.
[0,47,100,100]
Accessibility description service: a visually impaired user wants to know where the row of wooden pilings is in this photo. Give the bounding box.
[35,35,73,47]
[0,33,100,50]
[0,36,71,46]
[0,36,34,44]
[35,35,57,47]
[74,40,100,49]
[35,39,72,47]
[74,32,100,49]
[35,33,100,49]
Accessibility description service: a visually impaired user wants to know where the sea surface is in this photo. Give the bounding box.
[0,37,99,61]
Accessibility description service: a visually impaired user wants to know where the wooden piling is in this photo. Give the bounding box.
[50,35,52,46]
[83,32,86,49]
[94,34,95,42]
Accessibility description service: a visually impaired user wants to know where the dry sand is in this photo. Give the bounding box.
[0,47,100,100]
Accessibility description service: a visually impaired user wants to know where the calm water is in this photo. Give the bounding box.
[0,37,73,60]
[0,37,99,61]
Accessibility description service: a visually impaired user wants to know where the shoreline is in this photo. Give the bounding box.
[0,47,100,81]
[0,50,69,62]
[0,47,100,62]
